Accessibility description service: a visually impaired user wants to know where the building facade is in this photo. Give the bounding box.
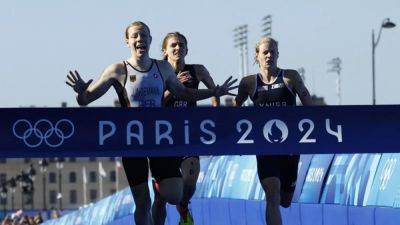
[0,157,129,211]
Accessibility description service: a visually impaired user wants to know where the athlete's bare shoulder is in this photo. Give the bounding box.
[104,62,126,78]
[99,62,126,87]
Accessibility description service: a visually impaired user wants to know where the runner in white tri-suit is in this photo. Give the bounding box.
[66,21,237,225]
[235,37,313,225]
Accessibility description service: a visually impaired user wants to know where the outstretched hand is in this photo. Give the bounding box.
[66,70,93,95]
[214,76,238,97]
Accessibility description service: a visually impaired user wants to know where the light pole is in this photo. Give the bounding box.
[0,185,7,219]
[372,18,396,105]
[234,24,248,105]
[39,159,48,211]
[328,57,342,105]
[234,25,248,77]
[56,158,64,210]
[9,178,16,211]
[28,164,36,210]
[261,15,272,37]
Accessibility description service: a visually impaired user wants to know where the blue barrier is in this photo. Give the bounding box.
[43,154,400,225]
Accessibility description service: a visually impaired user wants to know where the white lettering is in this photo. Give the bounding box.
[155,120,173,145]
[236,119,254,144]
[326,119,343,142]
[200,120,216,145]
[299,119,316,143]
[126,120,144,145]
[99,121,116,145]
[184,120,190,144]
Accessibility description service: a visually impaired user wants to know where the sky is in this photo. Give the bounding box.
[1,0,399,107]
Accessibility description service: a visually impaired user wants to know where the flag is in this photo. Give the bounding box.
[82,166,87,184]
[82,166,87,204]
[116,160,123,170]
[99,162,107,178]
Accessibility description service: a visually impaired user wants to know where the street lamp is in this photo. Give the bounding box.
[39,159,48,211]
[56,158,64,210]
[328,57,342,105]
[9,178,16,211]
[372,18,396,105]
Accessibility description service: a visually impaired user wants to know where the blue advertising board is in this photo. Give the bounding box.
[2,106,400,157]
[320,154,381,205]
[299,154,334,203]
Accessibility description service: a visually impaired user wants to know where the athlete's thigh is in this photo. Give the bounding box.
[122,157,149,186]
[279,155,300,193]
[149,156,182,182]
[256,155,282,181]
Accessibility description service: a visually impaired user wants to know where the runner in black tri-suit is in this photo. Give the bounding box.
[235,37,313,225]
[66,21,237,225]
[161,32,219,225]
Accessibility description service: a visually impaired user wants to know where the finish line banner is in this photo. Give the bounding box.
[1,105,399,157]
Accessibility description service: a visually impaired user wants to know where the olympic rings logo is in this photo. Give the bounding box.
[13,119,75,148]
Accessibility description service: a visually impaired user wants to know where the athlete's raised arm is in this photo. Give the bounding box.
[66,63,124,106]
[195,65,220,107]
[159,60,237,101]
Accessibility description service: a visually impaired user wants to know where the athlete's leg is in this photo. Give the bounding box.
[151,179,166,225]
[180,156,200,206]
[132,182,152,225]
[280,191,294,208]
[150,157,183,225]
[280,155,300,208]
[257,155,282,225]
[177,156,200,224]
[122,157,152,225]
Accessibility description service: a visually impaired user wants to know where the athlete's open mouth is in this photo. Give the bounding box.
[173,51,183,57]
[136,44,147,51]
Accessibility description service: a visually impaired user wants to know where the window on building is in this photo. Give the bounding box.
[89,157,96,162]
[89,171,97,183]
[49,190,57,204]
[69,157,76,162]
[69,172,76,183]
[70,190,77,204]
[110,189,116,195]
[109,171,116,182]
[90,189,97,201]
[49,172,56,183]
